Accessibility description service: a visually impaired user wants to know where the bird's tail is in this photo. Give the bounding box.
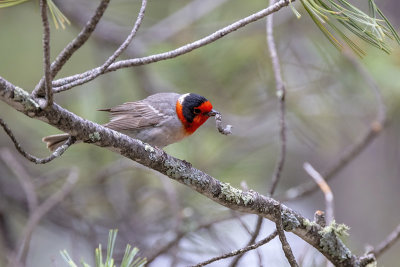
[42,133,70,151]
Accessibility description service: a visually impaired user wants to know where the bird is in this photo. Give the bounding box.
[42,92,218,151]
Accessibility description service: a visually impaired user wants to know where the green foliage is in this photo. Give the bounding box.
[60,230,147,267]
[0,0,70,29]
[295,0,400,56]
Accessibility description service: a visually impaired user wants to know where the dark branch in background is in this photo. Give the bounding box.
[51,0,293,92]
[372,223,400,259]
[32,0,111,97]
[16,168,78,265]
[192,230,278,267]
[0,149,38,214]
[281,48,387,202]
[146,215,236,264]
[0,117,75,164]
[39,0,53,108]
[228,216,263,267]
[0,78,366,266]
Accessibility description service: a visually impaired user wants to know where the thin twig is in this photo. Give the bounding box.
[16,168,79,264]
[281,47,387,202]
[40,0,53,107]
[146,215,235,264]
[53,0,148,93]
[274,204,298,267]
[192,230,278,267]
[303,162,334,223]
[229,216,263,267]
[32,0,111,97]
[0,117,75,164]
[267,0,287,197]
[51,0,292,92]
[372,223,400,259]
[0,149,38,214]
[230,1,289,265]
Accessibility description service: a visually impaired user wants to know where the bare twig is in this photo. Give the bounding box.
[53,0,148,93]
[146,215,235,264]
[0,117,75,164]
[39,0,53,107]
[52,0,292,91]
[372,223,400,259]
[16,168,79,264]
[274,204,299,267]
[281,48,387,202]
[192,230,278,267]
[267,0,287,196]
[0,149,38,214]
[229,216,263,267]
[304,162,334,223]
[32,0,111,97]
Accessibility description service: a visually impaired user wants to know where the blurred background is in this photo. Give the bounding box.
[0,0,400,266]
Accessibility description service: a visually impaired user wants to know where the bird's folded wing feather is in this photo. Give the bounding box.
[101,101,170,131]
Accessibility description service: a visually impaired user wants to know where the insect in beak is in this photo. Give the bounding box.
[206,109,219,117]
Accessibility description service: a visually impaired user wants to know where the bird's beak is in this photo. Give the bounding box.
[206,109,219,117]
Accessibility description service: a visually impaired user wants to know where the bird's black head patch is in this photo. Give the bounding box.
[181,93,208,123]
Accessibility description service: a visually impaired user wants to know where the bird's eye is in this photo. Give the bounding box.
[193,108,201,114]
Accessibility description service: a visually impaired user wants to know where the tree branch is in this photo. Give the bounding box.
[16,168,78,265]
[39,0,53,107]
[274,203,298,266]
[281,48,387,202]
[192,230,278,267]
[0,117,75,164]
[304,162,334,223]
[51,0,293,92]
[372,223,400,259]
[0,149,38,214]
[0,76,368,266]
[54,0,148,94]
[32,0,111,97]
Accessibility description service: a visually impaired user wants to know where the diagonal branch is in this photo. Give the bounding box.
[16,168,78,264]
[53,0,148,94]
[372,223,400,259]
[192,230,278,267]
[32,0,111,98]
[0,117,75,164]
[0,76,369,267]
[51,0,293,92]
[304,162,334,223]
[0,149,38,214]
[39,0,53,107]
[146,215,235,264]
[281,48,387,202]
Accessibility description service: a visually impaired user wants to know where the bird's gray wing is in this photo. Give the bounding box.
[101,100,171,131]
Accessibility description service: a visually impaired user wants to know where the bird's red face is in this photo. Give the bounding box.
[176,93,217,135]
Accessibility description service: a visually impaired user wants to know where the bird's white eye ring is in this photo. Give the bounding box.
[193,108,201,114]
